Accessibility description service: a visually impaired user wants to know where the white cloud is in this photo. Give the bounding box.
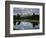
[13,8,39,16]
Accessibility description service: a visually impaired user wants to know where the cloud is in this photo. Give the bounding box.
[13,8,39,16]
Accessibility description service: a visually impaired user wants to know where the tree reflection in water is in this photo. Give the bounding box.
[13,14,39,30]
[13,21,39,30]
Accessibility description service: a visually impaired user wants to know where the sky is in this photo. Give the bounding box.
[13,8,39,16]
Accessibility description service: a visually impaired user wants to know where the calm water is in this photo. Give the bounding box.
[13,21,39,30]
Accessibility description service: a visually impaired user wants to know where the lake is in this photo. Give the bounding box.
[13,21,39,30]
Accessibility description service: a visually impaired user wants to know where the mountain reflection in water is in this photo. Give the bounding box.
[13,21,39,30]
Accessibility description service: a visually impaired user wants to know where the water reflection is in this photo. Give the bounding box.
[13,21,39,30]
